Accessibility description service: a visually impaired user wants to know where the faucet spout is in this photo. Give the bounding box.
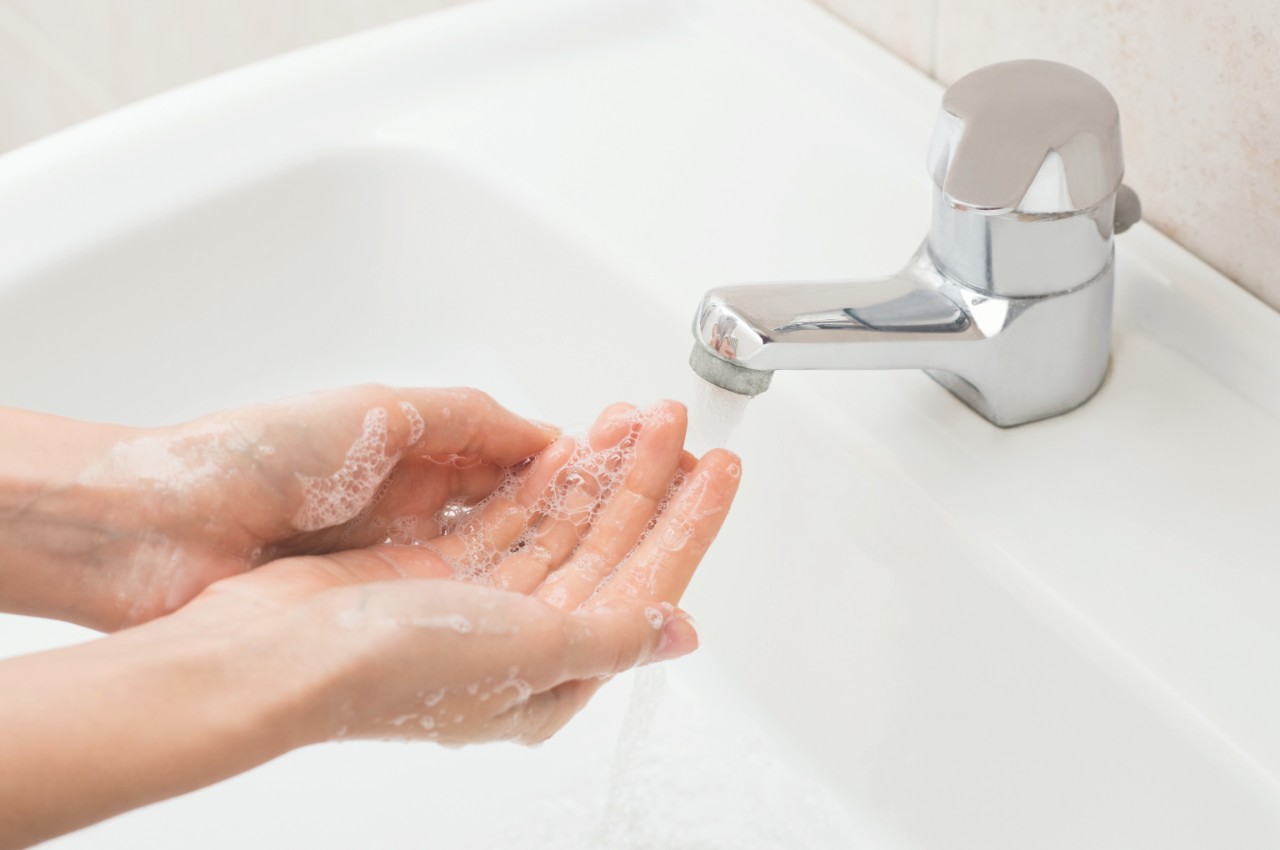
[693,248,981,376]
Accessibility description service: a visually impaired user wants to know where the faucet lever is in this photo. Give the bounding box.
[928,59,1124,215]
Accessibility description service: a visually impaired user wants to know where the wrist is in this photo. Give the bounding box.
[151,597,337,751]
[125,612,323,761]
[0,410,148,627]
[0,611,315,847]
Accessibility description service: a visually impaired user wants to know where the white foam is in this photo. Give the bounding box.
[78,421,264,491]
[422,406,683,587]
[405,614,473,634]
[398,400,426,446]
[293,407,397,532]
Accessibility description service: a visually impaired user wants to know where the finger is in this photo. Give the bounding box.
[394,387,559,466]
[589,449,741,608]
[506,678,606,746]
[554,603,700,683]
[494,404,637,593]
[421,437,577,578]
[586,402,640,451]
[650,613,699,663]
[535,401,688,610]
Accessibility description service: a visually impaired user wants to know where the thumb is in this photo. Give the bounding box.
[394,387,559,466]
[559,604,699,681]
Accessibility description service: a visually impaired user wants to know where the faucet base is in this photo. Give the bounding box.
[927,361,1108,428]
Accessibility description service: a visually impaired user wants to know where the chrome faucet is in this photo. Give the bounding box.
[689,60,1141,427]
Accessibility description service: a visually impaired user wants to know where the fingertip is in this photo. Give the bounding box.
[541,435,579,466]
[701,448,743,484]
[506,415,560,463]
[528,419,562,443]
[601,402,637,417]
[656,399,688,425]
[564,605,668,678]
[651,615,699,664]
[638,400,687,444]
[589,402,637,450]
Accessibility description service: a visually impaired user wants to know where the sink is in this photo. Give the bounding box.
[2,0,1279,846]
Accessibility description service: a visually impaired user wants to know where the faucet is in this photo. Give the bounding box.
[689,60,1141,427]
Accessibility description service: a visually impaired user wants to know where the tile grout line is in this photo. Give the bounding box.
[0,3,119,112]
[929,0,941,78]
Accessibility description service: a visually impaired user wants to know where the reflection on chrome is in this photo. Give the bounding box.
[690,60,1141,427]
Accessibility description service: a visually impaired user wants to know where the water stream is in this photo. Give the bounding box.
[684,377,753,458]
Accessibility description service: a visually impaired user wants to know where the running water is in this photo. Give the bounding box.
[588,377,753,845]
[497,664,879,849]
[684,376,753,457]
[594,666,669,848]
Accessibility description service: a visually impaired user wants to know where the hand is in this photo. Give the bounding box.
[0,400,740,848]
[13,385,557,630]
[167,400,740,744]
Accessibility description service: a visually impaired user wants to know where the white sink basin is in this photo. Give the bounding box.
[2,0,1279,846]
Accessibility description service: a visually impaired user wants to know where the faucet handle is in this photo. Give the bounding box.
[927,59,1124,215]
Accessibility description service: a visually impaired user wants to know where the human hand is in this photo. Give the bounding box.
[0,399,739,847]
[167,400,739,744]
[33,385,557,630]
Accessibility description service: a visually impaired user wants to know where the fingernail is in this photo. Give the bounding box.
[652,616,699,663]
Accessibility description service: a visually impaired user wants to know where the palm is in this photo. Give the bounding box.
[107,386,556,626]
[219,395,715,609]
[170,399,739,744]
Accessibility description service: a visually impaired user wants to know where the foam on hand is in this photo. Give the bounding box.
[78,421,267,491]
[407,406,683,587]
[293,407,398,532]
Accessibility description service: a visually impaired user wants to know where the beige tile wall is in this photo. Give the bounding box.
[813,0,1280,311]
[0,0,474,153]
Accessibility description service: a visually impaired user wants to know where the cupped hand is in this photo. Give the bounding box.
[76,385,557,629]
[168,401,740,745]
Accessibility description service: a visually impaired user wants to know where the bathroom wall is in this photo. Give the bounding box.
[3,0,1275,310]
[811,0,1280,311]
[0,0,474,152]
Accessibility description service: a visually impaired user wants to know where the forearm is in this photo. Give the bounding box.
[0,617,316,849]
[0,408,142,626]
